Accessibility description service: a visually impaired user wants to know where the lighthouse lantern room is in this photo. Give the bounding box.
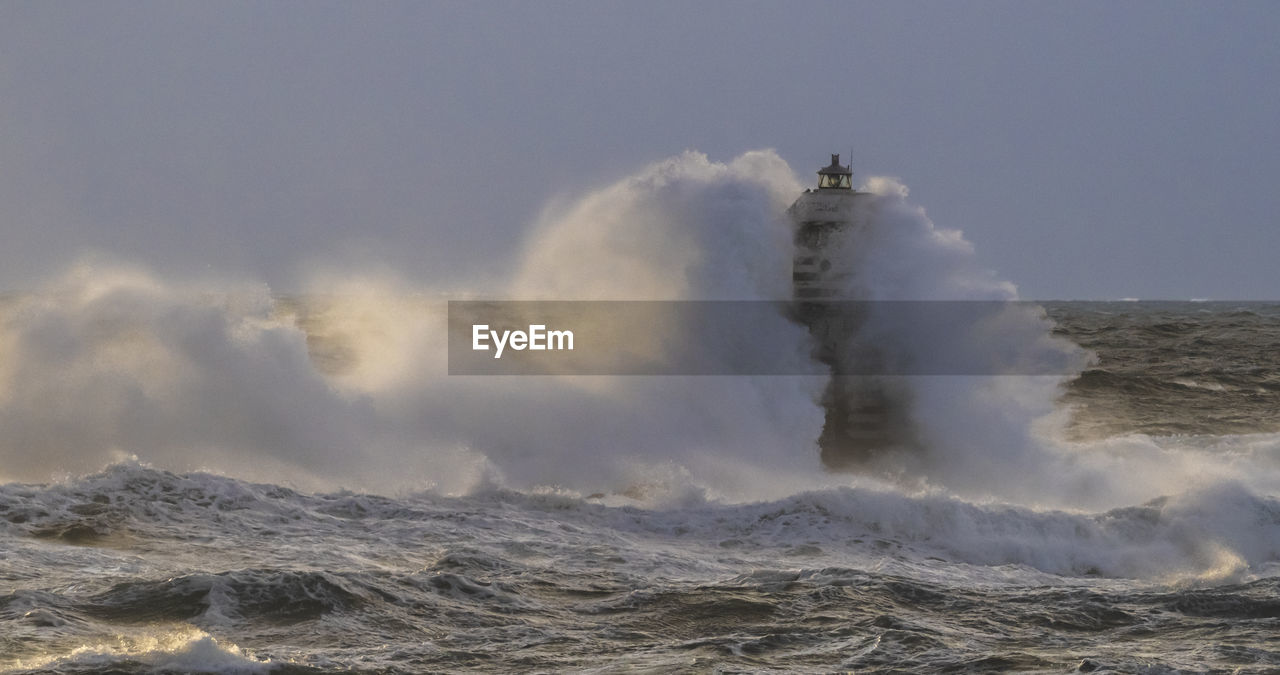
[817,153,853,190]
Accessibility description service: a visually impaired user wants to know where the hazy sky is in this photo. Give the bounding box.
[2,1,1277,299]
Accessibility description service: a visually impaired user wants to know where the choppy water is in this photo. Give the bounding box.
[1052,302,1280,439]
[3,303,1280,674]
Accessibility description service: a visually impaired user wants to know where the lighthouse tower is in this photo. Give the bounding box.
[789,154,916,469]
[789,154,864,301]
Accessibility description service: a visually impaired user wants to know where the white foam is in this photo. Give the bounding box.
[0,150,1275,534]
[3,627,274,673]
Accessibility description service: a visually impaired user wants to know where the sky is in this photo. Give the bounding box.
[1,1,1277,300]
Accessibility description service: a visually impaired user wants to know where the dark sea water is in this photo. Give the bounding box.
[3,302,1280,673]
[1050,302,1280,440]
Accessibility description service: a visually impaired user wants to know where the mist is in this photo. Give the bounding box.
[3,151,1278,515]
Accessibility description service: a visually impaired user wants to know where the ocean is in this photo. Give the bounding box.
[2,300,1279,673]
[3,152,1279,673]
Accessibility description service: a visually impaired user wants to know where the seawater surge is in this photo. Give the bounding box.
[3,151,1280,672]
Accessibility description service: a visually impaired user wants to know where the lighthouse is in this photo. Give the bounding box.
[789,154,917,469]
[789,154,865,301]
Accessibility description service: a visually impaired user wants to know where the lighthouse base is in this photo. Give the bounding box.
[816,375,918,469]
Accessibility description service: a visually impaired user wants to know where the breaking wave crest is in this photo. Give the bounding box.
[4,463,1279,585]
[3,626,274,674]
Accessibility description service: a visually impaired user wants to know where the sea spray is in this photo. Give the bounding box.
[0,263,374,488]
[815,175,1095,504]
[6,155,1280,674]
[0,153,829,498]
[0,150,1271,515]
